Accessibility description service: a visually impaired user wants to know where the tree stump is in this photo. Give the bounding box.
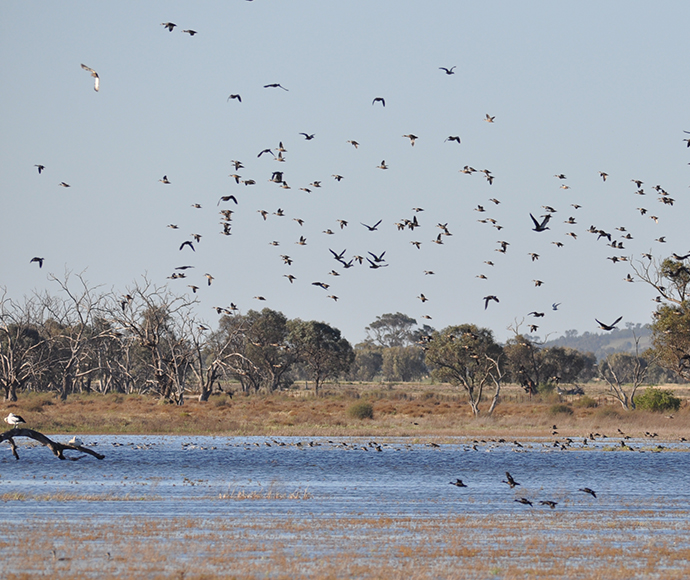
[0,428,105,461]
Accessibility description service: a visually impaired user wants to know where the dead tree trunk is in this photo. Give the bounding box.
[0,428,105,461]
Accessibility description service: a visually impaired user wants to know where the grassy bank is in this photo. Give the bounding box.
[2,381,689,439]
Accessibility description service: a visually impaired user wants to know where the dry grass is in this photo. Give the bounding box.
[2,382,689,439]
[4,510,690,579]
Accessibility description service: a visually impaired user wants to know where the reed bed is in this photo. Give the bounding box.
[5,510,690,579]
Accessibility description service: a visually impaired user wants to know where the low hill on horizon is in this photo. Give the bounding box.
[543,323,652,360]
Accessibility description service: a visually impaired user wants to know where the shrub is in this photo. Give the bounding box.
[574,395,598,408]
[634,388,681,412]
[549,404,573,416]
[347,402,374,420]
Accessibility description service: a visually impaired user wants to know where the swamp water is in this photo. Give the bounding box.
[1,436,689,578]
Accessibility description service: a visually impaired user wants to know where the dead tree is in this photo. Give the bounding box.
[0,428,105,460]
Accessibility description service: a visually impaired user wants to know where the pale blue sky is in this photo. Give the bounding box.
[2,2,689,344]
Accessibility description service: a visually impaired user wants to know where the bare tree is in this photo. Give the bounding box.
[598,333,654,410]
[111,277,197,403]
[0,290,48,401]
[38,272,115,401]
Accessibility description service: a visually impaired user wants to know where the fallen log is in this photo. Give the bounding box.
[0,428,105,461]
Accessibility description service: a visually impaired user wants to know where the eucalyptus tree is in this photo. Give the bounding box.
[424,324,504,416]
[288,319,354,394]
[631,255,690,381]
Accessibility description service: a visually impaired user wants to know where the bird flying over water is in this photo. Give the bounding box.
[503,472,520,488]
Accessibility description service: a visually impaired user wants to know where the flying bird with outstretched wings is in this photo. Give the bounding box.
[80,64,100,91]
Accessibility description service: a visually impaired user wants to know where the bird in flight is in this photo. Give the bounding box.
[372,97,385,107]
[596,316,622,331]
[80,64,100,91]
[182,29,197,36]
[217,195,238,205]
[30,257,44,268]
[299,133,315,140]
[377,160,388,170]
[449,478,467,487]
[179,241,195,252]
[264,83,289,91]
[439,66,456,75]
[539,500,557,509]
[445,136,461,143]
[502,472,520,488]
[161,22,177,31]
[35,164,45,174]
[346,140,359,148]
[227,94,242,102]
[579,487,597,498]
[515,498,533,507]
[159,175,171,184]
[483,295,499,310]
[402,134,418,146]
[485,114,495,123]
[530,213,551,232]
[361,220,382,231]
[59,182,71,188]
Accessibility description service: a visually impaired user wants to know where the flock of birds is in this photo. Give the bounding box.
[23,20,689,346]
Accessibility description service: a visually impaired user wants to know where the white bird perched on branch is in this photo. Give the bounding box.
[4,413,26,428]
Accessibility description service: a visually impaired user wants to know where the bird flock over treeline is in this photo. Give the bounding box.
[25,17,689,340]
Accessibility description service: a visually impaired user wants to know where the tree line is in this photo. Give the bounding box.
[2,255,689,414]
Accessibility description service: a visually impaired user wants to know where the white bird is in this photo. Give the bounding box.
[80,64,100,92]
[69,436,84,446]
[4,413,26,428]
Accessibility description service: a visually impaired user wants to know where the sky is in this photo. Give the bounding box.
[2,1,690,345]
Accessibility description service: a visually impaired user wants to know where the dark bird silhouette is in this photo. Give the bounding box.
[182,29,197,36]
[179,241,195,252]
[30,257,44,268]
[361,220,382,231]
[35,164,45,174]
[539,500,558,509]
[264,83,289,91]
[227,94,241,102]
[579,487,597,498]
[596,316,622,331]
[368,251,386,263]
[218,195,238,205]
[484,295,499,310]
[299,133,315,140]
[159,175,171,184]
[59,182,71,188]
[372,97,385,106]
[445,136,461,143]
[503,472,520,488]
[439,66,456,75]
[530,213,551,232]
[449,479,467,487]
[161,22,177,31]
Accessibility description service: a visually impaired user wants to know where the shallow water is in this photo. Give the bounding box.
[0,435,688,519]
